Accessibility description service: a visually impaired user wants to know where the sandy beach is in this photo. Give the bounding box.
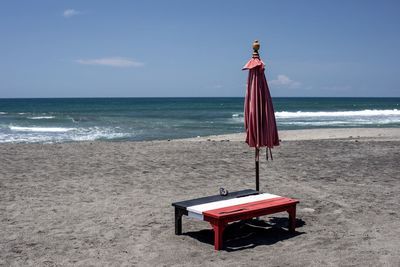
[1,128,400,266]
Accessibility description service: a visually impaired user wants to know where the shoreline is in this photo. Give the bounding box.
[2,127,400,145]
[178,127,400,142]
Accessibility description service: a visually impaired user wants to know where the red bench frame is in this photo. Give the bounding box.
[203,197,299,250]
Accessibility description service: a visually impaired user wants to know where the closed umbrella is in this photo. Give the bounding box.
[243,40,279,191]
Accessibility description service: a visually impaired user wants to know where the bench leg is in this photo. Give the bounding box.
[175,208,183,235]
[287,206,296,233]
[210,222,226,250]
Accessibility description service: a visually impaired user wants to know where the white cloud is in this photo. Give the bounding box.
[75,57,144,68]
[270,74,301,89]
[63,9,81,18]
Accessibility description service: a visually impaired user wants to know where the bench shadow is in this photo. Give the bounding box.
[184,217,305,252]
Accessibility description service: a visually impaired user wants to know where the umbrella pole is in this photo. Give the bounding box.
[255,148,260,191]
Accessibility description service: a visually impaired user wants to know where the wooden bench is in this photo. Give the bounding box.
[172,189,299,250]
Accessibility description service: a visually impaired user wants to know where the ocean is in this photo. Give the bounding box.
[0,97,399,143]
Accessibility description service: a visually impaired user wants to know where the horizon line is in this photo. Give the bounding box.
[0,96,399,100]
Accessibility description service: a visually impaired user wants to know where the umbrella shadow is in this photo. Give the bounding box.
[185,217,305,252]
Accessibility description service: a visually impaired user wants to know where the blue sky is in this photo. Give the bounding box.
[0,0,399,98]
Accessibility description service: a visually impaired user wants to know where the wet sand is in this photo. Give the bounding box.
[1,128,399,266]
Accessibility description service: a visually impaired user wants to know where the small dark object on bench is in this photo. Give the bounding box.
[219,187,229,196]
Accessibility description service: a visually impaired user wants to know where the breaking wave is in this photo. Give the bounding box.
[27,116,55,120]
[1,126,133,143]
[275,109,400,118]
[9,126,75,132]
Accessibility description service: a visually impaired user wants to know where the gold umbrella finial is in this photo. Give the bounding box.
[252,40,260,58]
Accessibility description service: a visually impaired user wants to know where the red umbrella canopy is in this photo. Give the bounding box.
[243,40,279,150]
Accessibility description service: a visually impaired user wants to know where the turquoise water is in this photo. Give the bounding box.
[0,97,399,143]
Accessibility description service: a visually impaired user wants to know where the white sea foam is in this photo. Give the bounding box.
[70,132,129,141]
[275,109,400,118]
[0,112,7,115]
[9,126,75,132]
[280,121,351,126]
[232,112,244,118]
[280,118,400,126]
[229,109,400,126]
[28,116,55,120]
[1,126,133,143]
